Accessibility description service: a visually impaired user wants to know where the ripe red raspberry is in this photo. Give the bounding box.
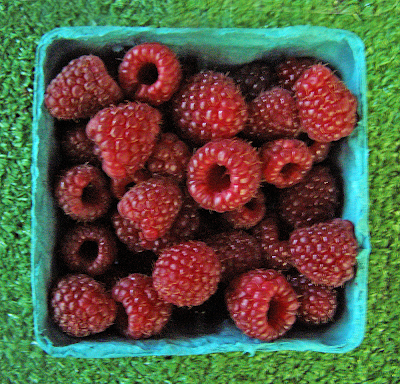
[110,168,152,200]
[287,274,338,325]
[146,132,191,182]
[231,60,274,101]
[294,64,358,142]
[307,140,331,164]
[86,101,161,179]
[278,165,340,229]
[205,230,263,283]
[118,42,182,105]
[60,224,117,275]
[55,164,112,222]
[225,269,299,341]
[222,190,266,229]
[243,87,300,142]
[260,138,313,188]
[289,219,358,287]
[60,123,100,165]
[187,138,262,212]
[51,274,116,337]
[117,176,183,241]
[276,57,316,92]
[44,55,123,120]
[112,274,173,339]
[112,210,180,254]
[173,71,248,143]
[152,241,221,307]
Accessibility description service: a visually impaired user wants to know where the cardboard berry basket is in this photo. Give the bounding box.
[31,26,370,357]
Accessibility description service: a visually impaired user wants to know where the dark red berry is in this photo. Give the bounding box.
[55,164,112,222]
[51,274,116,337]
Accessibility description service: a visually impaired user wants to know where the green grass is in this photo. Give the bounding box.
[1,0,400,382]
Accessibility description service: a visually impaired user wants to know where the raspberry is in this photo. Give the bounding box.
[60,224,117,276]
[152,241,221,307]
[55,164,112,221]
[112,274,172,339]
[205,230,263,283]
[44,55,123,120]
[110,168,152,200]
[289,219,358,287]
[225,269,299,341]
[173,71,248,143]
[118,42,182,105]
[278,165,340,229]
[222,190,266,229]
[276,57,316,92]
[287,274,338,325]
[187,138,262,212]
[112,211,179,254]
[231,60,274,101]
[306,139,331,164]
[146,132,191,182]
[260,138,313,188]
[51,274,116,337]
[60,123,100,165]
[264,240,292,271]
[111,211,141,252]
[294,64,358,142]
[251,216,292,271]
[86,101,161,179]
[117,176,182,241]
[168,192,201,240]
[243,87,300,142]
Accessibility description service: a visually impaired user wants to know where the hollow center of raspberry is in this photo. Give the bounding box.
[79,240,99,262]
[244,197,258,211]
[137,63,159,85]
[267,297,283,330]
[280,163,301,179]
[81,184,100,205]
[207,165,231,193]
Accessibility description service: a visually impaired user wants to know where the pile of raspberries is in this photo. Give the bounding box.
[45,42,359,342]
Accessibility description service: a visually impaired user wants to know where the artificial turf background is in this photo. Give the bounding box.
[1,0,399,382]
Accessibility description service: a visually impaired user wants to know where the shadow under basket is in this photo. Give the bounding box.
[31,26,370,358]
